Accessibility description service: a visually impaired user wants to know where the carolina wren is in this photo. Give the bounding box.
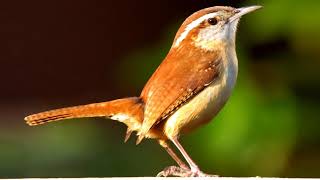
[25,6,261,177]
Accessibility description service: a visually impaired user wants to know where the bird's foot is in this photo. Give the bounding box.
[157,166,218,177]
[157,166,190,177]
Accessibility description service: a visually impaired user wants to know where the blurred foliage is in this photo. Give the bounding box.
[1,0,320,178]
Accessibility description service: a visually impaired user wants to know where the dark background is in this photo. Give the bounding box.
[0,0,319,178]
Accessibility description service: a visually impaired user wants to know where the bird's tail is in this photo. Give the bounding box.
[24,97,144,140]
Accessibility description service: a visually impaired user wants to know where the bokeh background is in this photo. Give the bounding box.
[0,0,319,178]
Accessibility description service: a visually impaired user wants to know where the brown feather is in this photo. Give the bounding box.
[25,97,144,128]
[137,7,234,139]
[139,40,223,139]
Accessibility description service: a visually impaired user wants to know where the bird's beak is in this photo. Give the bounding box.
[229,5,262,23]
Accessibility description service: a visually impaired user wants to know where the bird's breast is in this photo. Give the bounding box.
[163,49,238,138]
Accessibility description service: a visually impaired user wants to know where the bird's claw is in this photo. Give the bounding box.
[157,166,190,177]
[157,165,219,177]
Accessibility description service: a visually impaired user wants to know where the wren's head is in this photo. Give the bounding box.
[173,6,261,51]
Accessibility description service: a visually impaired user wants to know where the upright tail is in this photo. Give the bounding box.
[24,97,144,132]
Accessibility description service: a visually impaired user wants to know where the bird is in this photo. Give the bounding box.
[24,5,261,177]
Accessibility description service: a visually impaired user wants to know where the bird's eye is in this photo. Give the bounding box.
[208,17,218,25]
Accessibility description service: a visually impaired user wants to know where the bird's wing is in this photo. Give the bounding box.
[139,47,222,141]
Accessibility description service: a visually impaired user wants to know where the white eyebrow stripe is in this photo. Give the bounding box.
[174,12,218,47]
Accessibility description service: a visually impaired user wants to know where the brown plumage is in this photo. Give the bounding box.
[24,5,261,177]
[139,44,223,141]
[25,98,145,136]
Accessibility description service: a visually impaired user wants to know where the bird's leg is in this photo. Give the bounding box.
[171,137,199,172]
[157,140,190,177]
[168,137,218,177]
[158,140,189,169]
[157,138,218,177]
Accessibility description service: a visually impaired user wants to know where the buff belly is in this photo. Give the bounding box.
[163,56,237,139]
